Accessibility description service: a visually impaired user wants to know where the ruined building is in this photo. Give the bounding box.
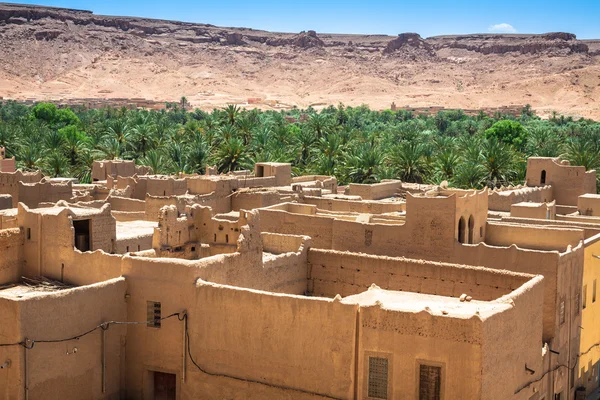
[0,158,599,400]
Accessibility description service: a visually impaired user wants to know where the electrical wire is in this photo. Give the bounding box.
[0,312,182,349]
[182,313,344,400]
[514,342,600,394]
[0,311,343,399]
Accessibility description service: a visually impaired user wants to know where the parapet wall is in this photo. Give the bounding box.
[488,185,553,212]
[0,170,42,207]
[301,195,405,214]
[346,180,402,200]
[485,221,583,251]
[308,249,531,300]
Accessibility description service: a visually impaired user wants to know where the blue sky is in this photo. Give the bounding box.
[12,0,600,39]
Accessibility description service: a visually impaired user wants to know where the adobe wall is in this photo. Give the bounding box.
[481,275,547,399]
[510,201,556,220]
[0,194,11,210]
[18,204,117,279]
[145,194,185,221]
[485,222,583,251]
[488,185,553,212]
[355,301,483,399]
[0,297,21,399]
[108,196,145,212]
[0,170,42,207]
[579,235,600,395]
[92,159,137,181]
[146,176,187,197]
[346,180,402,200]
[259,207,334,249]
[0,228,23,285]
[254,162,292,186]
[498,215,600,240]
[19,278,127,400]
[292,175,337,192]
[187,281,357,399]
[526,157,596,206]
[578,194,600,216]
[231,190,283,211]
[454,242,576,343]
[0,157,16,173]
[454,190,488,244]
[18,180,73,208]
[308,249,530,300]
[301,195,405,214]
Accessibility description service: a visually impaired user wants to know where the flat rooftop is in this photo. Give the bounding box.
[116,220,156,240]
[342,287,510,319]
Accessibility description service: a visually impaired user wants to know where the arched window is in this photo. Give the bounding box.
[541,170,546,185]
[458,217,466,244]
[468,215,475,244]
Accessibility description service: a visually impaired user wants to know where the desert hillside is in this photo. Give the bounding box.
[0,3,599,118]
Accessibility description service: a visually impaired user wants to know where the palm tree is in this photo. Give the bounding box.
[216,137,249,173]
[480,137,517,187]
[224,105,240,126]
[388,141,428,183]
[43,150,70,177]
[307,112,330,138]
[343,142,383,183]
[140,150,166,175]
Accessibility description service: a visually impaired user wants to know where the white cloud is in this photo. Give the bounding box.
[488,23,517,33]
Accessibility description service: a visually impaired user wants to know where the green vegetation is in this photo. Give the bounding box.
[0,101,599,189]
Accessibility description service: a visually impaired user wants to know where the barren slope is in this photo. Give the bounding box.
[1,3,599,118]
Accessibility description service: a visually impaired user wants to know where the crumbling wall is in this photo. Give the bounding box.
[346,180,402,200]
[0,170,42,207]
[18,180,73,208]
[301,195,405,214]
[488,185,553,212]
[0,228,23,284]
[0,194,12,210]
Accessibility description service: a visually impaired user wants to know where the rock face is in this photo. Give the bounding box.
[0,3,599,119]
[383,33,433,54]
[428,32,589,55]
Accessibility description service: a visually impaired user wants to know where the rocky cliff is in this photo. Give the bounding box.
[0,3,599,119]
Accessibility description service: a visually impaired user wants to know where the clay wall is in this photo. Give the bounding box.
[346,180,402,200]
[0,170,42,207]
[497,216,600,240]
[259,206,334,249]
[0,296,21,399]
[108,196,145,212]
[480,275,547,399]
[18,278,127,400]
[0,228,23,285]
[301,195,405,214]
[145,194,185,221]
[485,222,583,251]
[488,185,553,212]
[0,158,15,173]
[292,175,337,192]
[0,194,11,210]
[186,280,357,399]
[231,190,283,211]
[578,194,600,216]
[18,180,73,208]
[254,162,292,186]
[307,249,530,300]
[510,201,556,220]
[146,176,187,197]
[526,157,596,206]
[92,159,137,181]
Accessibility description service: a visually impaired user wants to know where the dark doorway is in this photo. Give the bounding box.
[154,372,176,400]
[468,215,475,244]
[256,165,264,177]
[73,219,91,252]
[458,217,466,244]
[541,170,547,185]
